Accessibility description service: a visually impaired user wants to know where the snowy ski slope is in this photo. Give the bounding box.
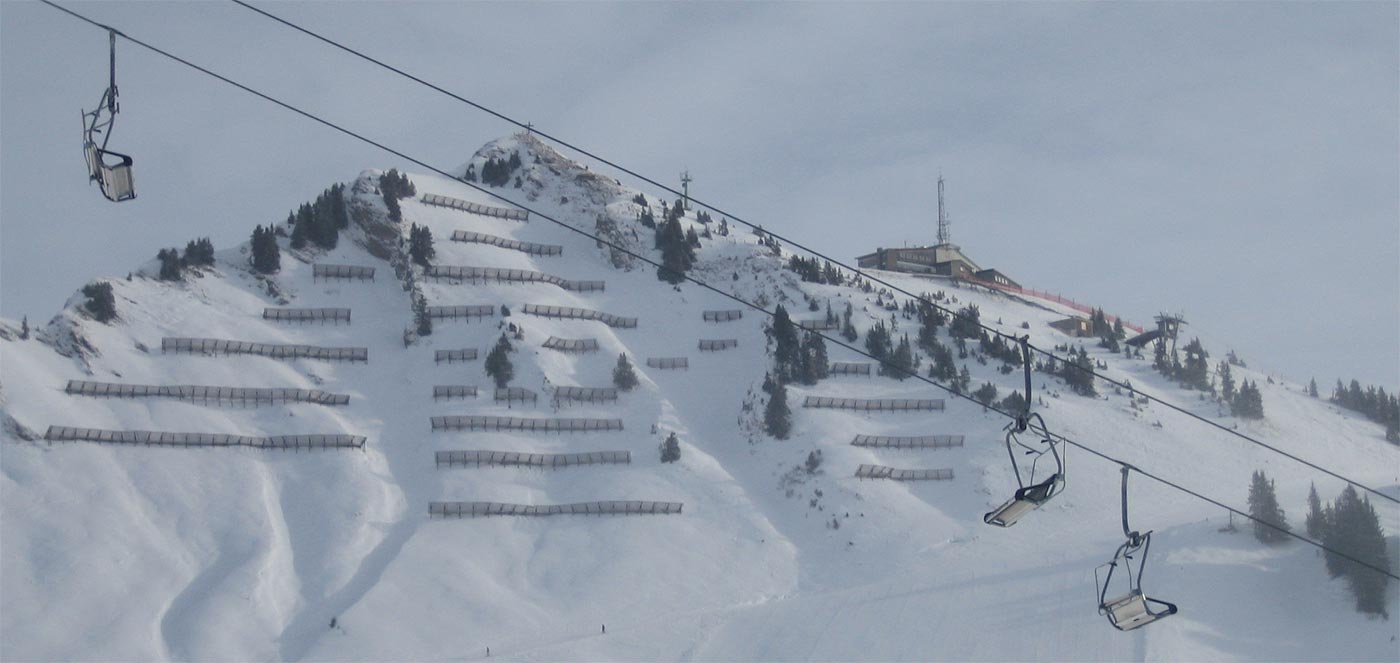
[2,134,1396,661]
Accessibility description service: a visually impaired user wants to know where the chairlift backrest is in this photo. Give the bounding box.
[81,30,135,203]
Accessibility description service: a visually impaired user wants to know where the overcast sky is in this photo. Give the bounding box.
[2,1,1396,388]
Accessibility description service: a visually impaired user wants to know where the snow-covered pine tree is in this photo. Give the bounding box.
[484,334,514,388]
[1246,470,1289,544]
[659,432,681,463]
[764,380,792,440]
[81,282,116,323]
[612,354,639,391]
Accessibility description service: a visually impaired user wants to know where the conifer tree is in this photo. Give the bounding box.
[1308,378,1319,398]
[1180,338,1211,391]
[82,282,116,323]
[409,224,435,268]
[864,320,892,361]
[949,304,982,339]
[484,334,514,388]
[612,354,639,391]
[183,237,215,266]
[764,380,792,440]
[19,316,29,340]
[1219,361,1236,403]
[659,432,681,463]
[805,450,823,474]
[882,334,914,380]
[1247,470,1289,544]
[973,382,999,407]
[770,304,801,382]
[1323,485,1391,616]
[655,214,693,284]
[250,225,280,274]
[1305,482,1325,539]
[928,338,957,382]
[953,365,972,395]
[156,248,182,281]
[414,295,432,336]
[800,331,829,385]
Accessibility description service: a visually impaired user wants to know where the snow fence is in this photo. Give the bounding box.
[854,464,954,481]
[425,305,495,321]
[430,416,623,432]
[435,449,630,469]
[162,338,367,362]
[803,396,945,411]
[64,380,349,406]
[521,304,637,328]
[313,263,375,281]
[420,193,528,221]
[698,339,738,352]
[702,309,743,322]
[262,307,351,324]
[427,265,604,293]
[45,426,366,450]
[429,501,682,518]
[543,337,600,353]
[851,434,964,449]
[435,348,478,363]
[451,230,561,256]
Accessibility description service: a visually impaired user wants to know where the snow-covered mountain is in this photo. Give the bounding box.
[2,134,1396,662]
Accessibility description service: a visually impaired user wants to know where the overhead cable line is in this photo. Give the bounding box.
[39,0,1399,581]
[227,0,1400,506]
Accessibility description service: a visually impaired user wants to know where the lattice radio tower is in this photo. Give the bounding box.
[936,174,951,245]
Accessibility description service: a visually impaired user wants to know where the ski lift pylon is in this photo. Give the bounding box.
[984,336,1065,527]
[1095,466,1178,631]
[81,30,135,202]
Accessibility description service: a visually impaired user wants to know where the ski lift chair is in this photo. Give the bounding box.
[1095,467,1178,631]
[81,30,135,202]
[983,412,1065,527]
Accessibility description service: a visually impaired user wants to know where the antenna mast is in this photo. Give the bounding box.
[936,174,950,245]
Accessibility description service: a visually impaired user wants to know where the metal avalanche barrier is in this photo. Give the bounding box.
[702,309,743,322]
[494,387,539,404]
[435,348,478,363]
[552,386,618,404]
[646,357,688,370]
[429,500,683,518]
[313,263,376,281]
[803,396,945,411]
[421,193,528,221]
[430,416,623,432]
[698,339,738,352]
[428,265,604,292]
[543,337,599,353]
[851,434,964,449]
[161,338,367,362]
[425,305,495,320]
[829,362,873,376]
[64,380,349,406]
[798,319,840,331]
[521,303,637,328]
[435,449,630,468]
[44,426,365,450]
[263,307,351,324]
[854,464,954,481]
[451,230,561,256]
[433,385,478,400]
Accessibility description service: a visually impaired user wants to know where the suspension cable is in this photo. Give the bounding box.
[38,0,1399,580]
[226,0,1400,506]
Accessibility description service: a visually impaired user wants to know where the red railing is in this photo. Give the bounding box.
[965,277,1144,334]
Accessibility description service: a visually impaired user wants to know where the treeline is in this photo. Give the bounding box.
[654,202,697,285]
[379,170,416,223]
[289,183,349,249]
[470,151,522,187]
[786,255,844,285]
[152,237,216,282]
[1327,378,1399,443]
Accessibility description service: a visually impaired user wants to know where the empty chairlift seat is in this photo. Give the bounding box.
[698,339,738,352]
[262,307,351,324]
[850,434,964,449]
[854,464,954,481]
[64,380,349,406]
[450,230,561,256]
[420,193,529,221]
[161,337,367,362]
[803,397,945,411]
[543,337,600,353]
[435,449,630,469]
[313,264,376,281]
[429,500,683,518]
[702,310,743,323]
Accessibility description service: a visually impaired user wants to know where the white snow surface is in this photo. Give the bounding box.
[3,134,1397,661]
